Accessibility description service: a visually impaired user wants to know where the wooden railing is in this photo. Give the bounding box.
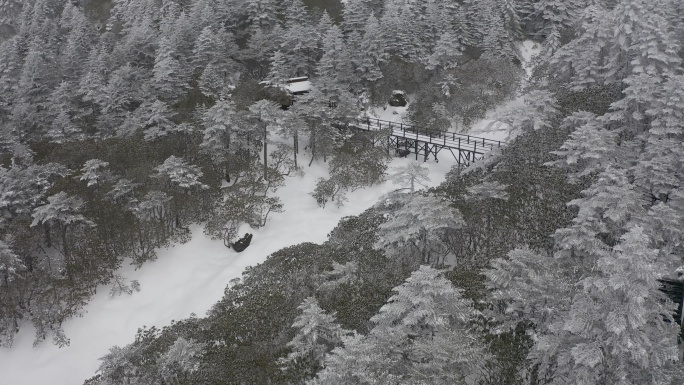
[354,117,504,153]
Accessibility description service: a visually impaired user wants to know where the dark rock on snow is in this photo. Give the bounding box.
[232,233,253,253]
[388,91,408,107]
[395,148,411,158]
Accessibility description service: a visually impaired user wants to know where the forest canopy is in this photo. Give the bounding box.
[0,0,683,384]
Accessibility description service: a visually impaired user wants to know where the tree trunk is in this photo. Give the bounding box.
[293,131,298,168]
[263,125,268,180]
[61,225,69,262]
[309,130,316,167]
[44,222,51,248]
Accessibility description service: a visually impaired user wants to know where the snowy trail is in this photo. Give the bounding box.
[0,156,454,385]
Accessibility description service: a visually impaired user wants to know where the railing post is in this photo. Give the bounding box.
[474,140,477,154]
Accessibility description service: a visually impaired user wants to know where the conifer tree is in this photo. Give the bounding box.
[0,37,21,120]
[313,266,488,384]
[281,297,347,378]
[266,50,289,85]
[200,97,239,178]
[376,194,464,266]
[78,159,111,188]
[152,35,190,104]
[342,0,372,34]
[388,162,430,192]
[355,14,386,83]
[426,30,463,70]
[315,24,353,87]
[278,0,318,76]
[31,192,95,272]
[546,111,619,181]
[153,156,209,192]
[141,99,177,141]
[245,0,278,34]
[247,100,283,180]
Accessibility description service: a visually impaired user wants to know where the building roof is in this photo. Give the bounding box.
[285,79,312,94]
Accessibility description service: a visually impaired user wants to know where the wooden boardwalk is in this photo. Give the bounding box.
[351,117,505,166]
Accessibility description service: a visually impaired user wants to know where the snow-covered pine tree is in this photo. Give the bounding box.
[78,159,110,188]
[111,14,158,69]
[277,110,306,168]
[388,161,430,192]
[46,81,84,143]
[199,97,239,178]
[153,156,209,192]
[192,26,217,74]
[13,36,57,137]
[157,337,204,384]
[526,0,585,36]
[105,178,140,206]
[280,10,319,77]
[354,14,386,84]
[247,100,283,180]
[266,50,289,85]
[152,34,190,104]
[315,24,353,88]
[342,0,372,34]
[494,227,683,385]
[0,238,23,346]
[98,64,150,139]
[0,239,22,286]
[556,226,680,384]
[379,0,422,61]
[375,193,464,266]
[141,99,177,141]
[554,166,644,260]
[425,30,463,71]
[546,111,619,182]
[0,37,22,120]
[30,191,95,272]
[57,2,94,82]
[478,0,518,60]
[79,44,110,111]
[245,0,278,34]
[280,297,347,378]
[312,266,488,384]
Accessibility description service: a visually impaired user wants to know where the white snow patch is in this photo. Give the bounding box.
[367,103,410,122]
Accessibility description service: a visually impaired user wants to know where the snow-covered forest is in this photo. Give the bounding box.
[1,0,684,383]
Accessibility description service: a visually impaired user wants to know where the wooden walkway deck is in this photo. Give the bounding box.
[351,117,505,166]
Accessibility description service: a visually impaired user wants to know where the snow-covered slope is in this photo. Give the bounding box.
[0,154,455,385]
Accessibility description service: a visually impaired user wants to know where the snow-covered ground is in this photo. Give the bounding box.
[0,153,455,385]
[1,40,538,385]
